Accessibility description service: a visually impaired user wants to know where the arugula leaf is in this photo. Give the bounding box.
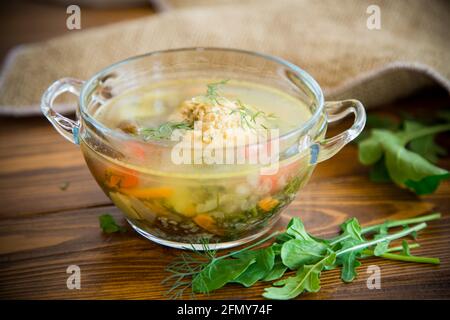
[358,124,450,195]
[374,241,389,256]
[99,214,126,233]
[232,247,275,287]
[164,213,441,300]
[192,257,255,293]
[404,121,446,163]
[340,218,364,241]
[262,256,288,282]
[337,239,362,283]
[281,239,329,269]
[285,217,314,241]
[373,224,390,256]
[263,253,336,300]
[369,158,391,183]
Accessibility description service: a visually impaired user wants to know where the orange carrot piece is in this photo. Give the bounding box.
[105,167,139,189]
[119,186,173,199]
[258,197,279,212]
[193,214,223,235]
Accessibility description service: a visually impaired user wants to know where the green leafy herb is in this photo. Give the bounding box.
[262,257,288,282]
[337,239,362,283]
[404,120,447,163]
[263,253,336,300]
[281,239,329,270]
[163,213,441,299]
[140,121,193,141]
[230,100,276,130]
[358,111,450,195]
[373,224,390,256]
[164,232,280,298]
[232,247,275,287]
[193,256,255,293]
[340,217,364,241]
[284,217,315,241]
[358,123,450,194]
[205,79,229,103]
[369,157,392,183]
[99,214,126,233]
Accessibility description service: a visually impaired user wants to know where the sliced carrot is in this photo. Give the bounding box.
[193,214,223,235]
[105,167,139,189]
[258,197,279,212]
[119,186,173,199]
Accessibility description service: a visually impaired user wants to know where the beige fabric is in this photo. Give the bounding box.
[0,0,449,116]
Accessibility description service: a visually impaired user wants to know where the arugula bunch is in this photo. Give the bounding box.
[358,113,450,195]
[163,213,440,300]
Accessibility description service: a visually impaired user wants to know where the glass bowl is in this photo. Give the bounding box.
[41,48,366,250]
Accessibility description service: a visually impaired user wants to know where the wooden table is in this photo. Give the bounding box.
[0,2,449,300]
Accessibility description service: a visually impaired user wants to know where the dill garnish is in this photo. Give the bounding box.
[205,79,229,103]
[139,121,193,140]
[163,239,217,299]
[162,232,280,299]
[230,100,277,129]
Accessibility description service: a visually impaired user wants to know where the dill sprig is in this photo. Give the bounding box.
[230,100,277,130]
[139,121,193,141]
[162,232,280,299]
[205,79,229,103]
[162,239,217,299]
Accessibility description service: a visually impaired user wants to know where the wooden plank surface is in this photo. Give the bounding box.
[0,89,449,299]
[0,1,449,300]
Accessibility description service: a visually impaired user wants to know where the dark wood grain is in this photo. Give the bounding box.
[0,1,449,300]
[0,89,449,300]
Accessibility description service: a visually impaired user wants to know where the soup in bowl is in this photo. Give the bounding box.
[41,48,366,249]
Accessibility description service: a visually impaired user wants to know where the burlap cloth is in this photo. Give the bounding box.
[0,0,449,116]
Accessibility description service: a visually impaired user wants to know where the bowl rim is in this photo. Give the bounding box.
[79,47,325,146]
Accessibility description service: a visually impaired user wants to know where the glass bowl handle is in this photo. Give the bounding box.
[314,99,366,163]
[41,78,84,145]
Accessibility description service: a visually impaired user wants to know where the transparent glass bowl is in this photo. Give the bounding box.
[41,48,366,250]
